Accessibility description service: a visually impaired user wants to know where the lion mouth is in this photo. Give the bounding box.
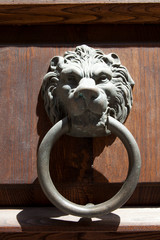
[69,108,109,127]
[67,109,111,137]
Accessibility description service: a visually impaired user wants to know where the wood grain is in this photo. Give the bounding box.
[0,25,159,206]
[0,183,160,206]
[1,0,160,3]
[0,2,160,24]
[0,232,160,240]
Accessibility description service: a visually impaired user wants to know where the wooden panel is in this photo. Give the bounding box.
[0,25,159,206]
[0,183,160,206]
[0,208,160,233]
[0,1,160,25]
[0,46,159,183]
[0,232,160,240]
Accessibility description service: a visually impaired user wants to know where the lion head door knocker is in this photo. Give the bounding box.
[37,45,141,218]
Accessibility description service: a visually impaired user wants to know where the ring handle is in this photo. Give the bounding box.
[37,116,141,218]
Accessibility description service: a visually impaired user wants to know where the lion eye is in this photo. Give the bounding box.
[68,75,76,82]
[67,75,78,87]
[97,74,108,83]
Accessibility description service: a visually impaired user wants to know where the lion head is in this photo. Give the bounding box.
[41,45,134,137]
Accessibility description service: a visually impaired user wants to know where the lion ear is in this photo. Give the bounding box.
[104,53,121,66]
[50,56,64,71]
[104,53,135,87]
[126,70,135,87]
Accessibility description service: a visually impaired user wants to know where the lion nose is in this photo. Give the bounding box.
[78,88,100,101]
[75,78,100,102]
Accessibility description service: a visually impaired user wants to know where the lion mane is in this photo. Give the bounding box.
[41,45,134,135]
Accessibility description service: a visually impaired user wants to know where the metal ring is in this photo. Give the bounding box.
[37,116,141,218]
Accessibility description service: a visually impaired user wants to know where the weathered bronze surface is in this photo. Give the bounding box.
[38,45,141,217]
[41,45,134,137]
[38,116,141,218]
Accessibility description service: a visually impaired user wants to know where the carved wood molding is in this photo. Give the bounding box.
[0,207,160,232]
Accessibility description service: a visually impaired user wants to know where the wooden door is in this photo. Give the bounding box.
[0,1,160,240]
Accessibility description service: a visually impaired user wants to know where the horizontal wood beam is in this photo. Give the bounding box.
[1,1,160,4]
[0,207,160,232]
[0,2,160,24]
